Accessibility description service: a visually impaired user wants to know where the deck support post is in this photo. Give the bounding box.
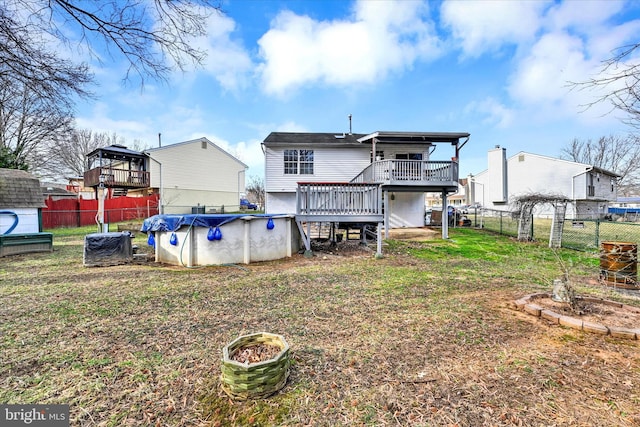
[384,190,390,239]
[442,189,449,239]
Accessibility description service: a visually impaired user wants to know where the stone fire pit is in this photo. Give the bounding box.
[513,293,640,340]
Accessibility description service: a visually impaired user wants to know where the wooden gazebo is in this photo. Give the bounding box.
[83,145,150,195]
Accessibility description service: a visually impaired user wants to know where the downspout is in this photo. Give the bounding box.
[455,136,469,159]
[372,137,377,163]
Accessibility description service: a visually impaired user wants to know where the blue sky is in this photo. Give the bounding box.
[74,0,640,180]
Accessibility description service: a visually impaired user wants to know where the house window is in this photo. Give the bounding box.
[201,141,207,149]
[284,149,314,175]
[518,154,525,162]
[396,153,423,160]
[588,173,595,196]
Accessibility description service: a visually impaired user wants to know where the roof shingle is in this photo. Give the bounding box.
[0,168,46,208]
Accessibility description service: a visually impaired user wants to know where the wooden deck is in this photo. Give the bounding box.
[295,182,384,254]
[351,159,458,191]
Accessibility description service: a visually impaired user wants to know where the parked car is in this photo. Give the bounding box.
[240,198,258,210]
[465,203,481,214]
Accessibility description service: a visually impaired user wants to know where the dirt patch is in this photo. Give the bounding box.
[386,227,438,241]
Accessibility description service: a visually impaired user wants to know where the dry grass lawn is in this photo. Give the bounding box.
[1,226,639,426]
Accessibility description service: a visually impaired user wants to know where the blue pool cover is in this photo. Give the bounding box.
[141,214,285,232]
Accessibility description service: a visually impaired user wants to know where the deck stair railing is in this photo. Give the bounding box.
[296,182,383,220]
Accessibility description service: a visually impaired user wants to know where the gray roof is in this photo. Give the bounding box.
[86,144,148,161]
[358,131,470,144]
[263,131,470,146]
[263,132,367,145]
[0,168,46,208]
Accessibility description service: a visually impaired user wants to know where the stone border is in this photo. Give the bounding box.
[512,293,640,340]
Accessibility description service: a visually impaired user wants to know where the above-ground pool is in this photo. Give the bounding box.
[141,214,300,267]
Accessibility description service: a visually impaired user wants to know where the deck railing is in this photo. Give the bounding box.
[84,167,150,188]
[350,160,458,185]
[296,182,383,218]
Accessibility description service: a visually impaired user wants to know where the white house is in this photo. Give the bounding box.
[145,137,248,214]
[469,146,619,219]
[262,131,470,247]
[425,179,469,208]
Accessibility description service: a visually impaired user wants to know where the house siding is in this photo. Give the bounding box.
[146,138,247,213]
[388,193,425,228]
[264,143,434,216]
[472,150,618,218]
[265,143,432,192]
[265,146,370,193]
[509,153,581,197]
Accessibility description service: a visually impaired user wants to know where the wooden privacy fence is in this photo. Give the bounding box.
[42,194,159,229]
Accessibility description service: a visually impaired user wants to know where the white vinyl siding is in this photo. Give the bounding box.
[265,143,432,193]
[146,138,247,213]
[473,151,617,218]
[148,139,245,192]
[265,146,371,193]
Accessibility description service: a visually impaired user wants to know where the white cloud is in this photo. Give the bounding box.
[465,97,514,128]
[585,19,640,60]
[75,102,153,142]
[256,0,440,96]
[508,32,588,105]
[507,5,640,123]
[179,11,253,91]
[441,0,550,58]
[202,13,253,90]
[544,0,626,33]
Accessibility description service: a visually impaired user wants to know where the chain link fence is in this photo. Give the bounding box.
[561,219,640,251]
[468,209,520,237]
[471,208,640,253]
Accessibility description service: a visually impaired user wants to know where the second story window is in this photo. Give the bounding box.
[284,149,314,175]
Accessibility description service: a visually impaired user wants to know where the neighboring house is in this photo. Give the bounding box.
[42,183,77,201]
[144,137,248,214]
[425,179,468,208]
[262,131,470,247]
[468,146,619,219]
[609,196,640,219]
[66,176,102,200]
[611,197,640,208]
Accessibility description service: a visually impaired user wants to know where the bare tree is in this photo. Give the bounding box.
[246,175,265,208]
[0,0,220,174]
[560,135,640,196]
[571,43,640,128]
[1,0,221,91]
[0,4,93,105]
[0,80,74,176]
[41,130,117,179]
[38,129,149,181]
